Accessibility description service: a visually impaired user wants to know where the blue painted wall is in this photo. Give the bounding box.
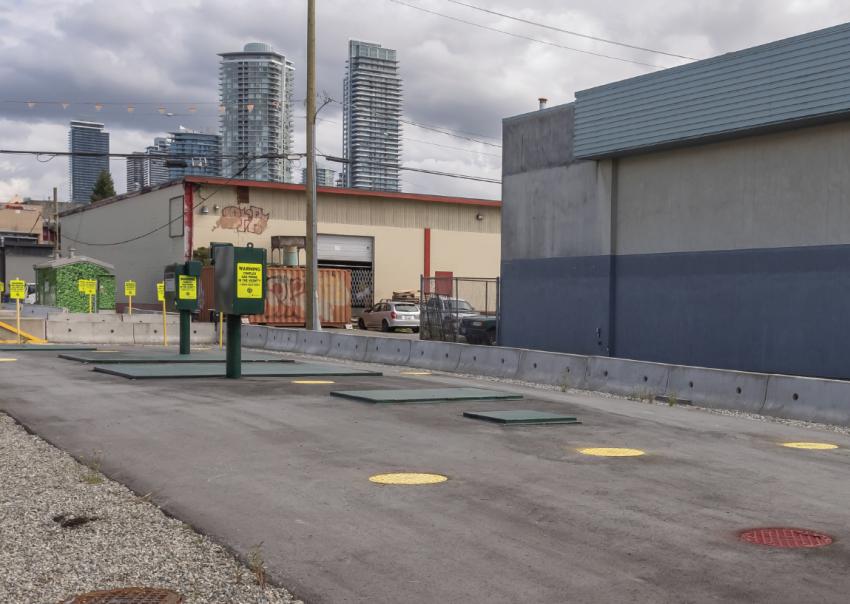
[502,243,850,380]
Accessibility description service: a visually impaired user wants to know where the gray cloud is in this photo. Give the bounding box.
[1,0,849,200]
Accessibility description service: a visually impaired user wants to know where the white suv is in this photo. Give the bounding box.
[358,300,420,332]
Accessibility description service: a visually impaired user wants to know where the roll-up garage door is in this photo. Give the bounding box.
[318,235,374,307]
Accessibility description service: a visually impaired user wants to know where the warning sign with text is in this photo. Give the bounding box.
[78,279,97,295]
[178,275,197,300]
[236,262,263,298]
[9,279,25,300]
[156,282,165,302]
[124,280,136,297]
[0,282,4,293]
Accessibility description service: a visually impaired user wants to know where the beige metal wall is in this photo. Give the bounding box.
[59,184,185,305]
[193,184,500,302]
[0,205,43,241]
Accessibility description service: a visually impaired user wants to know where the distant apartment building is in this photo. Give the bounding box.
[302,166,336,187]
[69,121,109,202]
[219,42,294,182]
[168,130,222,179]
[342,40,402,192]
[126,137,170,192]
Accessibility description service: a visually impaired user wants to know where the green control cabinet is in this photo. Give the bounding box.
[164,261,202,312]
[164,261,202,355]
[211,243,267,378]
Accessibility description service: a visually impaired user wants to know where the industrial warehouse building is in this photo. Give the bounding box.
[502,22,850,380]
[60,177,500,313]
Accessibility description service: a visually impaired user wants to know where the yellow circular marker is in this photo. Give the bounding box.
[292,380,335,385]
[401,371,432,376]
[578,447,645,457]
[369,473,448,485]
[782,442,839,450]
[93,350,120,353]
[0,358,18,362]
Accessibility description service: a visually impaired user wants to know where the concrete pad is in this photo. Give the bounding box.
[266,328,299,352]
[294,330,332,356]
[328,332,368,361]
[92,362,382,379]
[59,350,292,364]
[456,345,521,378]
[242,324,269,349]
[763,374,850,425]
[365,337,412,365]
[409,340,462,372]
[329,387,522,403]
[516,349,589,389]
[585,356,670,397]
[667,365,768,413]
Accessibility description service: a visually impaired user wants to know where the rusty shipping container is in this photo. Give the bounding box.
[250,267,352,328]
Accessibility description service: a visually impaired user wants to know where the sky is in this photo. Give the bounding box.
[1,0,849,202]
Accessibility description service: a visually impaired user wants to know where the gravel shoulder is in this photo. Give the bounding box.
[0,413,301,604]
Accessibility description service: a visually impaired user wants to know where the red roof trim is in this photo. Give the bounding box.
[184,176,501,207]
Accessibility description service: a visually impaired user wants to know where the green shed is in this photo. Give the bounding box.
[34,255,116,312]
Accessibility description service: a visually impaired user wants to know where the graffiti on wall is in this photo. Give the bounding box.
[213,205,270,234]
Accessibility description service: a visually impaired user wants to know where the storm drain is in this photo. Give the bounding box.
[463,410,580,425]
[739,528,833,549]
[61,587,182,603]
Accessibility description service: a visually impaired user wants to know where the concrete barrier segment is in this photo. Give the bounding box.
[457,344,522,379]
[666,365,767,413]
[408,340,462,372]
[516,350,589,389]
[585,357,670,398]
[365,337,412,366]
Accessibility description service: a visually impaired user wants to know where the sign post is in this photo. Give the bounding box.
[124,280,136,316]
[78,279,97,314]
[156,282,166,346]
[9,279,26,344]
[219,312,223,350]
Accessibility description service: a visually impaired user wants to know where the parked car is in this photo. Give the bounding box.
[460,314,498,345]
[358,300,420,332]
[421,296,478,341]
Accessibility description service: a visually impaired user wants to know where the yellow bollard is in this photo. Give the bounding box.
[219,313,224,350]
[15,298,21,345]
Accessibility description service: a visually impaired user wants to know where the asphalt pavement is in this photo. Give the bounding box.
[2,347,850,603]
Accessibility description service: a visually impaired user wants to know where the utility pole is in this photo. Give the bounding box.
[53,187,59,258]
[305,0,320,330]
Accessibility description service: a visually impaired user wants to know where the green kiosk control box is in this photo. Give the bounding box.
[164,261,202,312]
[212,244,267,315]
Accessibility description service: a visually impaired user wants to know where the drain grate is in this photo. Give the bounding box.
[62,587,182,603]
[739,528,833,549]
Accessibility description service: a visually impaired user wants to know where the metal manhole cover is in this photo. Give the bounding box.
[62,587,183,604]
[739,528,833,549]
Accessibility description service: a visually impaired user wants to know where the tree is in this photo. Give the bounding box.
[90,170,116,202]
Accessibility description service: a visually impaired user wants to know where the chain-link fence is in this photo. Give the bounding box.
[419,276,500,344]
[350,267,374,308]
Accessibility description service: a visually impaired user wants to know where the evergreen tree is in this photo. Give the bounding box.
[90,170,116,202]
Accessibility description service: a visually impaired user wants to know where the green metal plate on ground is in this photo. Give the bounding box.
[93,362,382,380]
[59,351,292,364]
[330,387,523,404]
[0,344,97,351]
[463,410,581,425]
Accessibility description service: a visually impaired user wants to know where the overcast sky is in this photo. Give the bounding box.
[1,0,849,202]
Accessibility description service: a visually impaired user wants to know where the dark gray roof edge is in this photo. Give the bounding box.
[503,102,575,124]
[59,180,185,218]
[34,255,115,271]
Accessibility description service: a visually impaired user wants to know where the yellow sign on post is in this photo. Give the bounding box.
[236,263,263,298]
[124,280,136,316]
[0,282,4,294]
[178,275,197,300]
[78,279,97,313]
[156,282,166,346]
[9,279,25,344]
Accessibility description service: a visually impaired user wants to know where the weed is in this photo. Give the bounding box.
[248,542,267,589]
[559,371,571,393]
[667,393,679,407]
[234,563,244,585]
[80,450,104,485]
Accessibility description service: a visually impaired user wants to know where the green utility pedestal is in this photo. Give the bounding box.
[164,261,202,355]
[212,243,267,379]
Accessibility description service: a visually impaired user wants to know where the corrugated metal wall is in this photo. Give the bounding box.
[249,267,352,327]
[574,22,850,158]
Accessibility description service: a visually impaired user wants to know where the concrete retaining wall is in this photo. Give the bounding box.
[241,326,850,427]
[46,319,215,345]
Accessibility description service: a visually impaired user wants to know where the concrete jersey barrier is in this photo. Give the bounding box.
[328,332,368,361]
[666,365,767,412]
[516,350,589,389]
[457,344,522,378]
[409,340,462,372]
[585,357,670,398]
[365,337,412,365]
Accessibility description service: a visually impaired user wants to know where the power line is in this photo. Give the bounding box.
[444,0,698,61]
[387,0,665,69]
[400,118,502,148]
[319,154,500,184]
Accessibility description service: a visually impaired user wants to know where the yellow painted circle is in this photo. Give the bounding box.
[369,473,448,485]
[292,380,335,385]
[93,350,120,353]
[782,442,839,450]
[401,371,432,376]
[578,447,645,457]
[0,358,18,362]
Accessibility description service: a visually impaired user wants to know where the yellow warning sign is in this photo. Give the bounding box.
[236,262,263,298]
[156,282,165,302]
[124,280,136,297]
[78,279,97,295]
[0,282,4,293]
[178,275,197,300]
[9,279,26,300]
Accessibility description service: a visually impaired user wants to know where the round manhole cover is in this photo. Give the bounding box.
[62,587,183,604]
[739,528,833,549]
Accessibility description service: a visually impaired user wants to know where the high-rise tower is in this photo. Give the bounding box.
[69,121,109,202]
[219,42,294,182]
[342,40,402,191]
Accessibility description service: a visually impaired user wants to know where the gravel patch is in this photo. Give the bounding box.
[0,413,302,604]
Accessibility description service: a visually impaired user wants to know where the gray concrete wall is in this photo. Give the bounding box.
[4,247,53,283]
[59,183,185,306]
